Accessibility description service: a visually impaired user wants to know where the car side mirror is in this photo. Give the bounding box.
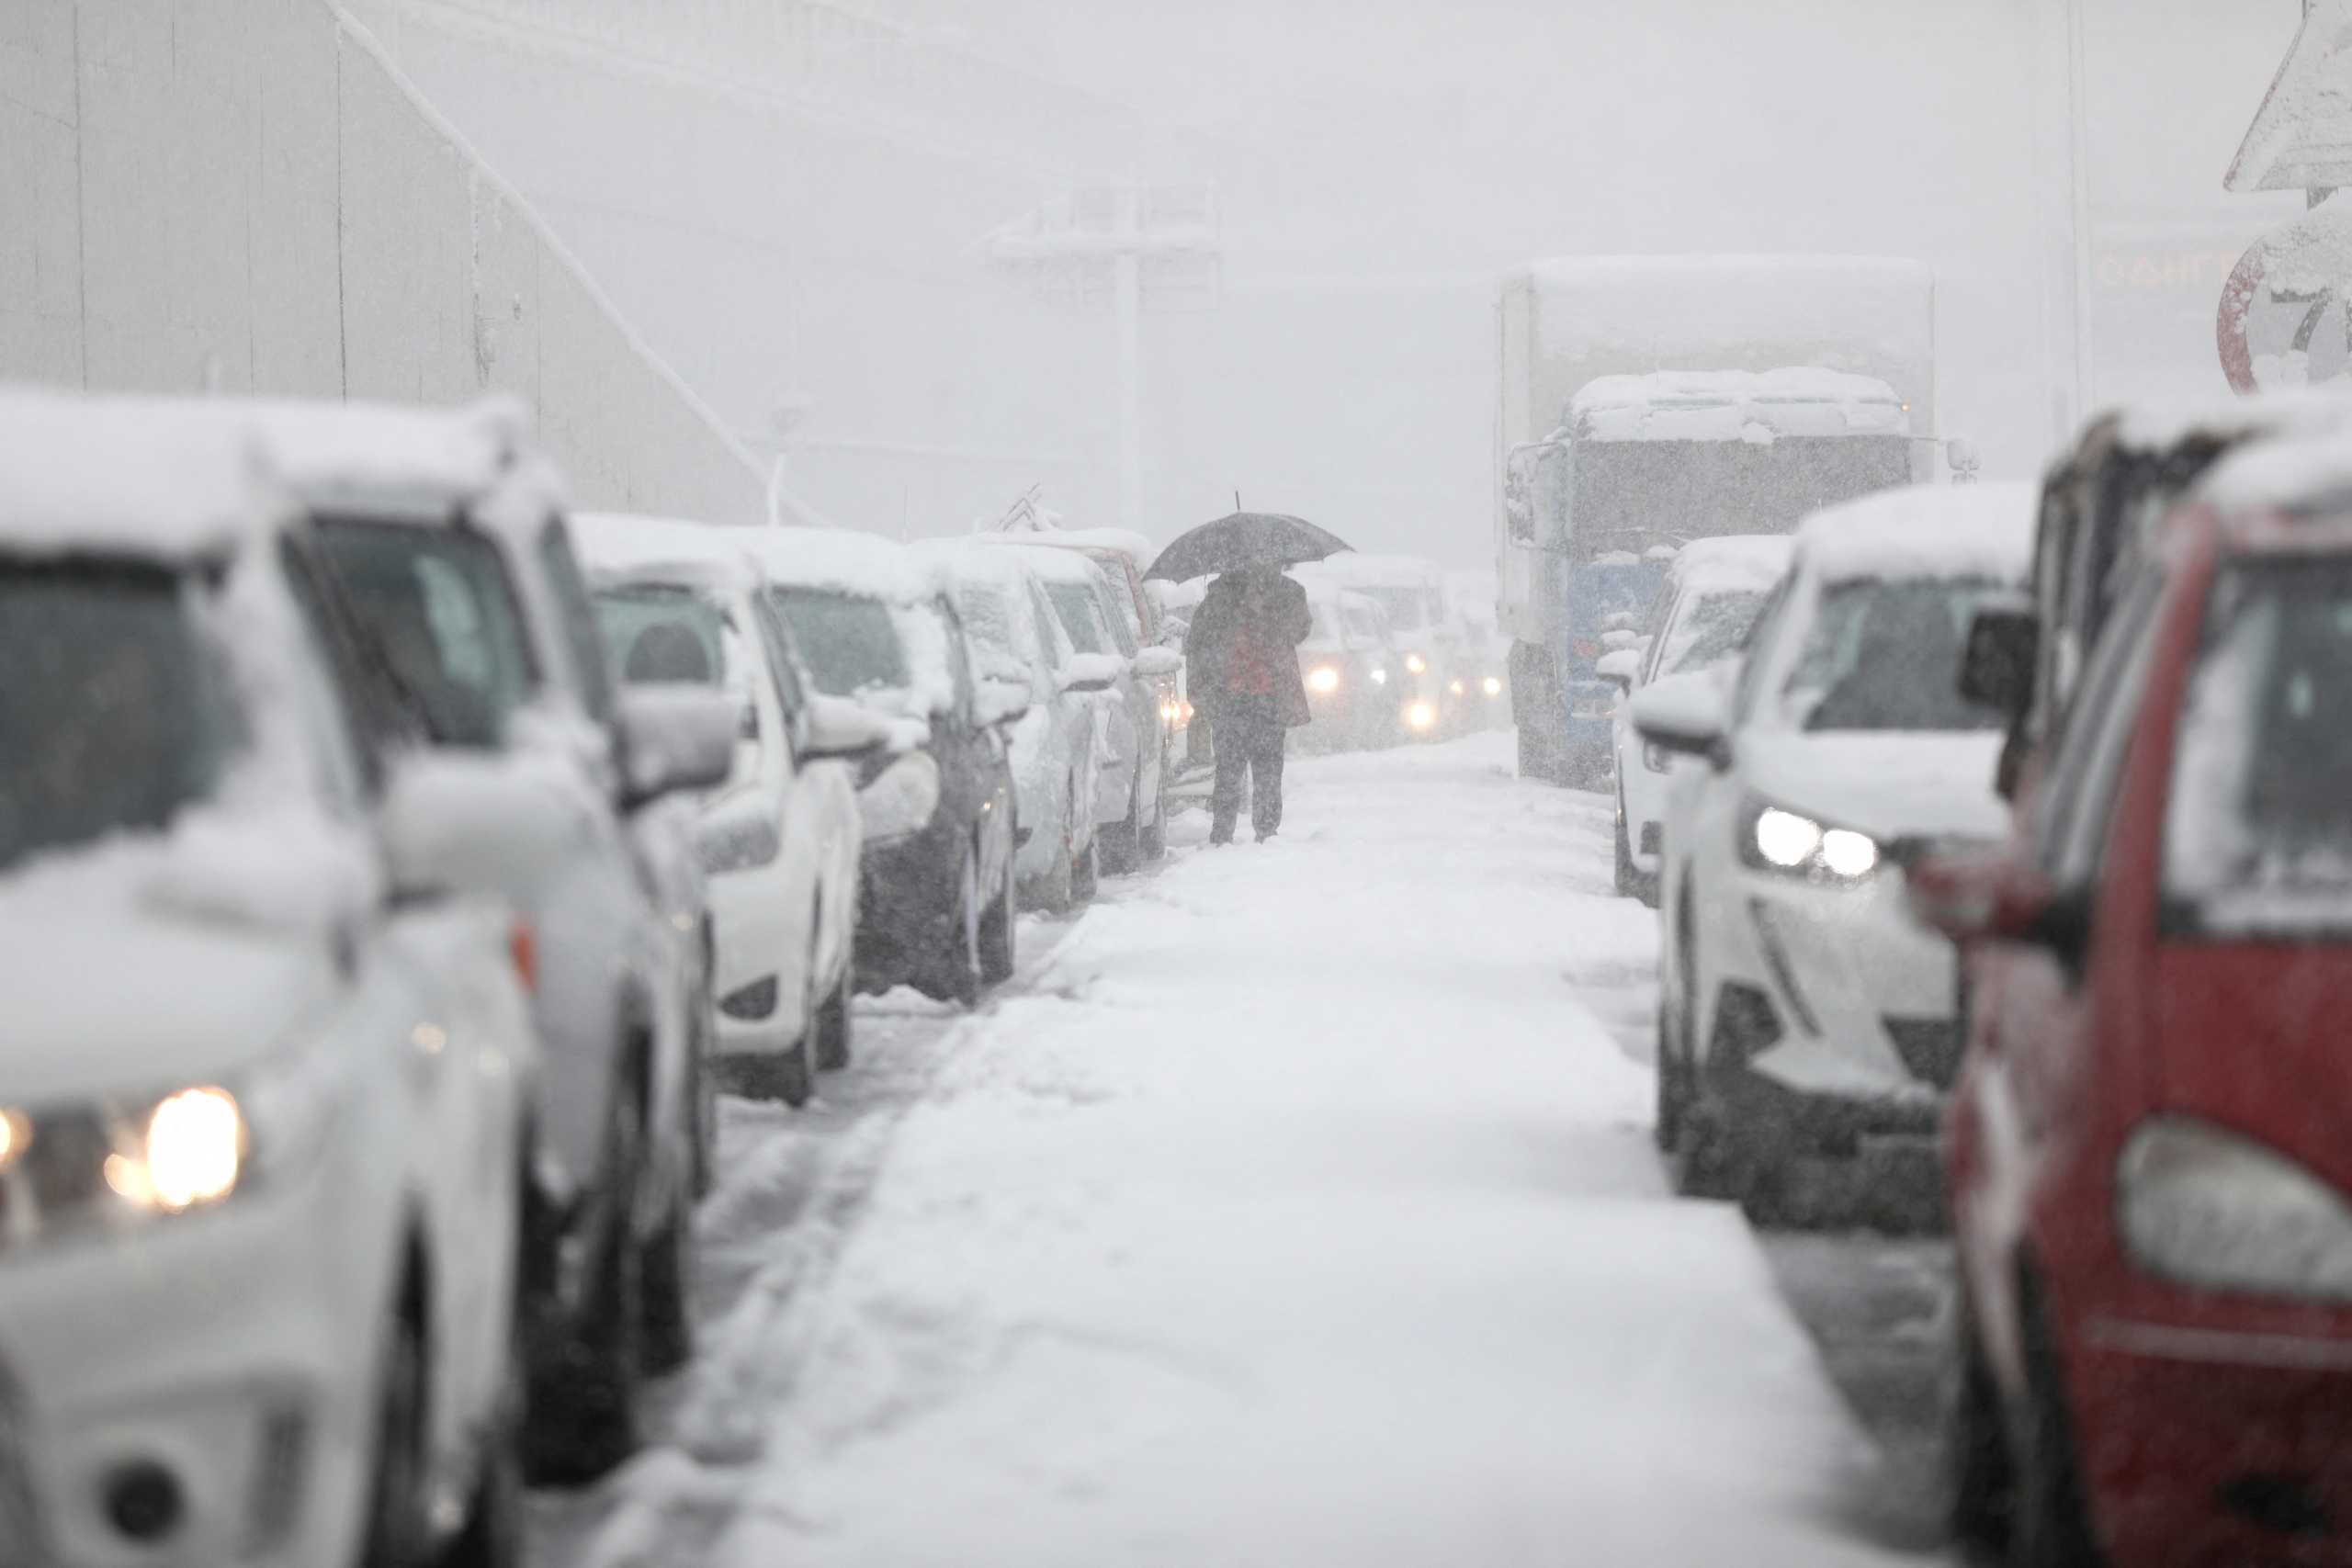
[381,751,585,901]
[1629,670,1731,770]
[803,693,895,761]
[977,675,1033,728]
[616,686,738,812]
[1959,607,2037,717]
[1905,851,2090,976]
[1595,649,1643,692]
[1058,651,1125,694]
[1131,646,1182,679]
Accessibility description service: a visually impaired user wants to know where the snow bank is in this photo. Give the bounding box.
[1570,369,1908,445]
[1796,481,2036,585]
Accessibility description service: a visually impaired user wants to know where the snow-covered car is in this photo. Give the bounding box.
[917,541,1119,911]
[1013,543,1180,871]
[0,393,545,1566]
[1296,581,1399,750]
[1636,484,2034,1216]
[1442,570,1510,731]
[573,514,871,1107]
[742,527,1021,1003]
[1600,536,1792,902]
[1300,553,1464,738]
[283,407,728,1480]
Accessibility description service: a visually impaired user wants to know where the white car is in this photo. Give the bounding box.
[0,394,546,1567]
[1600,536,1793,903]
[1636,484,2034,1216]
[1010,544,1181,871]
[573,513,872,1109]
[918,541,1121,911]
[1298,553,1463,738]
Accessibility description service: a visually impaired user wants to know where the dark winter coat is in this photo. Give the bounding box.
[1185,570,1314,728]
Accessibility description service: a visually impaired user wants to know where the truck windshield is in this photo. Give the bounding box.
[1572,435,1911,550]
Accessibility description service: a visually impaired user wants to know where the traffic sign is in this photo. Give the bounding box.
[2218,202,2352,393]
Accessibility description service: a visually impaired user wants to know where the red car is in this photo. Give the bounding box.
[1914,487,2352,1566]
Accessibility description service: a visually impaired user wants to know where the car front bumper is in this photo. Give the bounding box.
[0,1160,389,1568]
[2071,1314,2352,1565]
[706,859,800,1059]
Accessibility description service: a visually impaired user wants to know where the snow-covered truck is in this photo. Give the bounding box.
[1496,255,1958,784]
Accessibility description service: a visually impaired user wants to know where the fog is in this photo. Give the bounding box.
[344,0,2304,565]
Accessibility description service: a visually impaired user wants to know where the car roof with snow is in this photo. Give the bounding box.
[971,539,1115,591]
[1792,482,2036,586]
[975,526,1158,568]
[735,525,928,604]
[0,389,295,561]
[1567,368,1908,445]
[1670,536,1794,594]
[570,512,763,595]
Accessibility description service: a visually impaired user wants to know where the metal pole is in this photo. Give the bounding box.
[1114,186,1145,537]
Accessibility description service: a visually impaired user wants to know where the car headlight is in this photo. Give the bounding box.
[0,1048,348,1243]
[1370,667,1388,685]
[698,799,782,875]
[2120,1118,2352,1301]
[1405,653,1427,675]
[1481,675,1503,697]
[1306,665,1341,695]
[1448,679,1465,696]
[1736,796,1880,883]
[1404,699,1436,730]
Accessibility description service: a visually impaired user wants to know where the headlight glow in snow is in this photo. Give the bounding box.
[2120,1117,2352,1301]
[1739,799,1880,884]
[1405,700,1436,730]
[136,1088,244,1211]
[1481,675,1503,697]
[1370,667,1388,685]
[1306,665,1341,694]
[1449,679,1465,696]
[1405,653,1427,675]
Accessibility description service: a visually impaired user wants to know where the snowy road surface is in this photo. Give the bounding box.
[540,732,1942,1568]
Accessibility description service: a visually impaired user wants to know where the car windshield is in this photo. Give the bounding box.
[2163,556,2352,931]
[0,562,238,873]
[1778,579,2011,733]
[1659,588,1768,675]
[769,586,910,698]
[593,584,729,687]
[317,520,535,749]
[1046,581,1110,655]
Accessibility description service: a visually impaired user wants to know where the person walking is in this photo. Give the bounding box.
[1185,563,1312,844]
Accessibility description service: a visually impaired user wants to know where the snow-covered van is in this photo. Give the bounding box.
[1496,255,1954,785]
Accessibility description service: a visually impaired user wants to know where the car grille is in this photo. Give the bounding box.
[1883,1016,1962,1089]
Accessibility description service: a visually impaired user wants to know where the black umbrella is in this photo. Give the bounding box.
[1144,512,1353,582]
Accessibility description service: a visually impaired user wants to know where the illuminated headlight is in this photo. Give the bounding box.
[1405,653,1427,675]
[1448,679,1465,696]
[1481,675,1503,697]
[1369,667,1388,685]
[1306,665,1341,695]
[119,1089,244,1210]
[1405,700,1437,731]
[2120,1118,2352,1301]
[698,801,782,874]
[1736,797,1880,883]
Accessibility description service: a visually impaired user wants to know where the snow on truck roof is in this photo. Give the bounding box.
[1795,482,2036,586]
[1568,369,1908,445]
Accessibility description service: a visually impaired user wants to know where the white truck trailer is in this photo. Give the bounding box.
[1495,256,1955,784]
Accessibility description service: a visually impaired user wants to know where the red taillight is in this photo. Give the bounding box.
[509,919,537,994]
[1572,640,1600,660]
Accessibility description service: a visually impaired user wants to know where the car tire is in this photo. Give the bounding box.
[527,1086,646,1484]
[1653,1010,1689,1154]
[2012,1292,2103,1568]
[437,1306,526,1568]
[1098,785,1141,874]
[639,1164,695,1378]
[813,943,853,1071]
[359,1308,428,1568]
[933,846,985,1006]
[1948,1296,2014,1553]
[979,848,1018,985]
[689,966,718,1201]
[1069,835,1099,902]
[1140,745,1169,862]
[1668,900,1736,1202]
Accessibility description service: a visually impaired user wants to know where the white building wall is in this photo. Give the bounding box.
[0,0,767,525]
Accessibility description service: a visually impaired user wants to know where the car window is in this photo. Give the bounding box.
[1093,578,1139,656]
[0,560,241,873]
[1029,580,1071,668]
[953,580,1037,680]
[316,519,537,750]
[1046,581,1109,656]
[1728,575,1793,726]
[275,536,385,803]
[929,595,978,718]
[770,586,910,699]
[2032,570,2162,881]
[751,592,811,732]
[537,520,617,724]
[1773,579,2014,733]
[1658,587,1769,680]
[2161,554,2352,931]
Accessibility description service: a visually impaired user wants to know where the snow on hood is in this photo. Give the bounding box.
[0,808,373,1103]
[1795,482,2036,587]
[1738,731,2010,845]
[739,525,927,602]
[1673,536,1794,594]
[1570,369,1907,446]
